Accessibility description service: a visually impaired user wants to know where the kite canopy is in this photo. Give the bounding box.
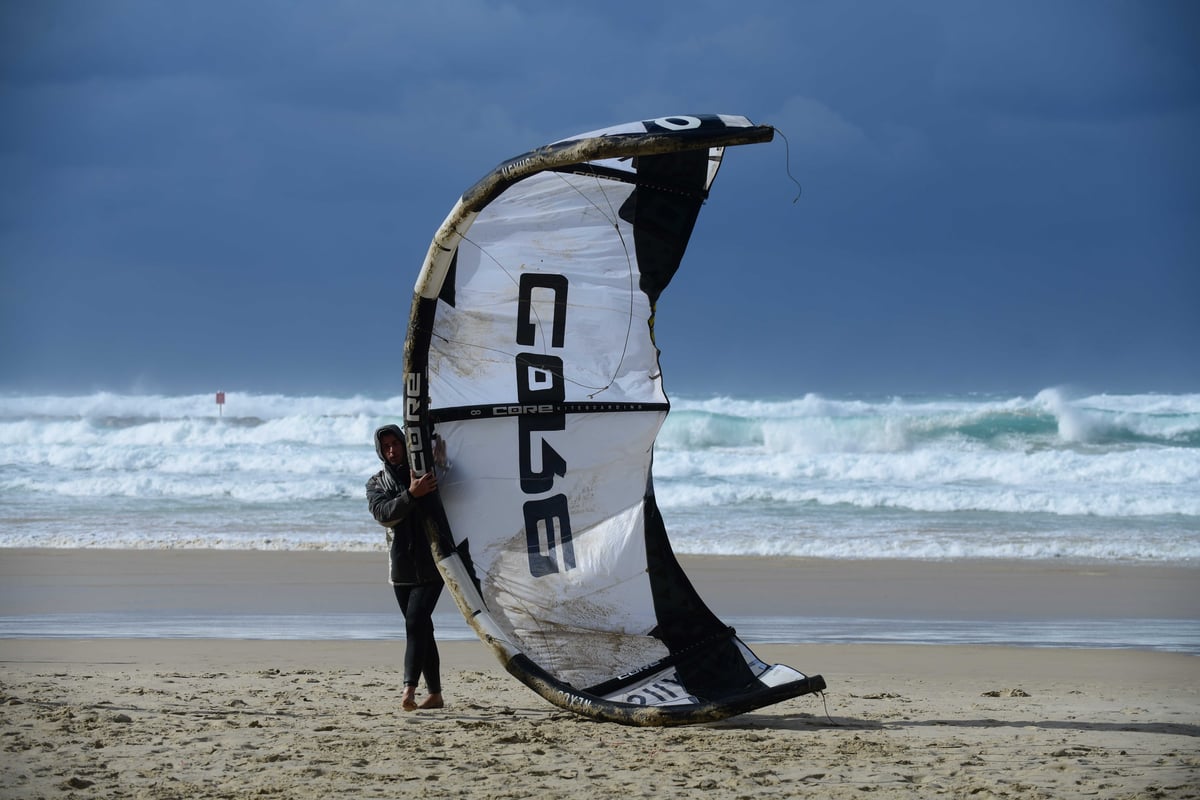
[402,114,824,725]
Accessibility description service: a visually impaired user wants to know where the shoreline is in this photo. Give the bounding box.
[4,547,1198,616]
[2,548,1198,651]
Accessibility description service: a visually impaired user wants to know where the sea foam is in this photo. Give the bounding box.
[1,389,1197,561]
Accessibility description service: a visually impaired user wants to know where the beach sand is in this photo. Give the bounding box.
[2,550,1198,799]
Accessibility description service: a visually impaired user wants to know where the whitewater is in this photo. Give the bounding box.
[2,388,1198,564]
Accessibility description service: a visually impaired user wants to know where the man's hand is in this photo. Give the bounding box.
[409,471,438,498]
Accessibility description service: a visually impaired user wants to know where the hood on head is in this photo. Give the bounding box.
[374,424,405,463]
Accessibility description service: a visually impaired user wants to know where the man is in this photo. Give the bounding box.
[366,424,444,711]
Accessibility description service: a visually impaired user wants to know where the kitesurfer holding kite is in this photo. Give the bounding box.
[367,424,444,711]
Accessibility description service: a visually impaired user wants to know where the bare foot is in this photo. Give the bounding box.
[418,693,444,709]
[401,689,418,712]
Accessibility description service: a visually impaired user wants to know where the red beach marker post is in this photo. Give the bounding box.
[216,391,225,417]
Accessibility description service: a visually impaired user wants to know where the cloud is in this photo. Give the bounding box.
[2,0,1196,395]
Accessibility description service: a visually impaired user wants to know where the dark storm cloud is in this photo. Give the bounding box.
[2,0,1196,395]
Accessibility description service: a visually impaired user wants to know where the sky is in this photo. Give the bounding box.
[2,0,1197,398]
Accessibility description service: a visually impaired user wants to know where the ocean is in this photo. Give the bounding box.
[2,388,1198,651]
[3,388,1196,560]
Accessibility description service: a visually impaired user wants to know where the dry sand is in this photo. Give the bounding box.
[1,549,1198,799]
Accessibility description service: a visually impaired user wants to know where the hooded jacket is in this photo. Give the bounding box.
[366,424,443,586]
